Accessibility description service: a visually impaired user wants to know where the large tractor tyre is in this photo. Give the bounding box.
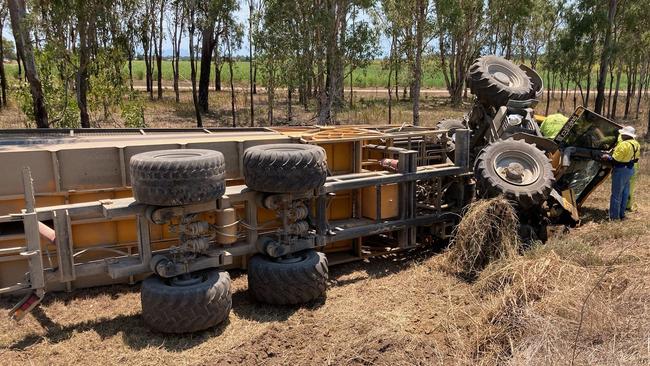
[436,119,467,156]
[243,144,328,193]
[248,250,328,305]
[130,149,226,206]
[141,270,232,333]
[474,139,554,207]
[468,55,533,108]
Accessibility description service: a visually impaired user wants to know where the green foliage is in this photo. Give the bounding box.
[1,38,16,60]
[14,47,81,128]
[121,93,146,128]
[88,49,129,121]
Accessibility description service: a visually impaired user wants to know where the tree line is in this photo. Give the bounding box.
[2,0,650,131]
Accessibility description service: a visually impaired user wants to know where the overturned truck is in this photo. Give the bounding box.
[0,56,621,333]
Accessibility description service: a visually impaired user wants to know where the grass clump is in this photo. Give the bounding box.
[447,198,519,277]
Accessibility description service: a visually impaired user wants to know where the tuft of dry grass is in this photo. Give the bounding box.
[467,236,649,366]
[446,198,520,277]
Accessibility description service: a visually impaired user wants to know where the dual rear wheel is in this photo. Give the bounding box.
[131,144,329,333]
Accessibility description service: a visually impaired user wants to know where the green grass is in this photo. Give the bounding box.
[2,60,450,89]
[2,59,635,91]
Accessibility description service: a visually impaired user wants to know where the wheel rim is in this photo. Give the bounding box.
[170,273,203,287]
[153,152,204,159]
[487,63,524,88]
[274,253,307,264]
[492,150,541,186]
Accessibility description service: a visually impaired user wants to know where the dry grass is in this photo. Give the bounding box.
[446,198,520,277]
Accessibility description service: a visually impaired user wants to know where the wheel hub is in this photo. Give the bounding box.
[493,71,511,86]
[171,274,202,287]
[274,255,304,264]
[504,162,525,182]
[493,151,541,186]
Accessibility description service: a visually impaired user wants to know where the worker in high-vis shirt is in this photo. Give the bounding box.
[602,126,641,220]
[616,133,640,212]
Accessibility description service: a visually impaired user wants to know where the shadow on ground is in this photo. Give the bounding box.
[579,206,610,224]
[7,306,231,352]
[2,242,448,352]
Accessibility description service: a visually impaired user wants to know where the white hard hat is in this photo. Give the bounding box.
[619,126,636,138]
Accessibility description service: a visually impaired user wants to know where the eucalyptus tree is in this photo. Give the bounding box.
[197,0,239,114]
[0,3,8,107]
[7,0,48,127]
[343,5,380,107]
[169,0,185,103]
[434,0,482,106]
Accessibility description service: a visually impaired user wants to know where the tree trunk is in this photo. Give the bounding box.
[228,36,236,127]
[635,64,647,120]
[349,69,353,108]
[0,33,7,107]
[156,0,165,100]
[394,61,399,102]
[611,63,622,120]
[624,66,633,119]
[128,56,134,92]
[214,41,221,91]
[387,32,395,125]
[545,70,551,116]
[411,0,425,126]
[76,1,90,128]
[287,87,292,122]
[253,64,257,94]
[249,2,254,126]
[8,0,48,127]
[267,67,274,126]
[594,0,617,114]
[188,14,202,127]
[606,64,614,118]
[198,25,216,113]
[559,79,564,111]
[16,51,22,81]
[171,1,181,102]
[143,42,151,92]
[173,7,183,104]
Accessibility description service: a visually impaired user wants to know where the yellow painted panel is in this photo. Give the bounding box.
[69,191,114,204]
[72,221,117,248]
[0,195,65,215]
[329,190,352,220]
[0,199,24,215]
[161,222,177,239]
[362,184,399,220]
[35,196,66,208]
[149,223,164,241]
[332,142,353,174]
[114,189,133,199]
[116,219,137,243]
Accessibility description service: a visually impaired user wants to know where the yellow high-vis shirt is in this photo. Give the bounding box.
[612,139,641,163]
